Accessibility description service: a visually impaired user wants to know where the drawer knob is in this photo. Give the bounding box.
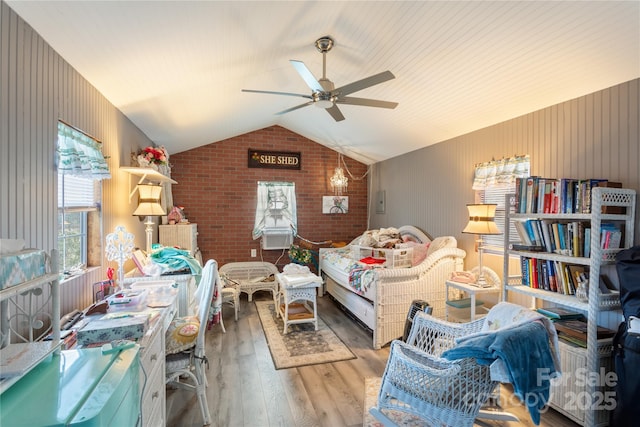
[151,354,158,361]
[152,391,159,399]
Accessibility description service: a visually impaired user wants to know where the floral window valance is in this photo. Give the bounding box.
[57,121,111,180]
[472,155,530,190]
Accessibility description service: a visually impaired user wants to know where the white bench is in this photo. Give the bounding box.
[219,262,279,305]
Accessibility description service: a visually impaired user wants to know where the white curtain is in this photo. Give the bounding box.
[252,181,297,239]
[56,121,111,180]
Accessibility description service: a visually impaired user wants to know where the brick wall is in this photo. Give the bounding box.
[169,125,368,269]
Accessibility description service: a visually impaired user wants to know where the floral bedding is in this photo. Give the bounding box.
[320,247,381,296]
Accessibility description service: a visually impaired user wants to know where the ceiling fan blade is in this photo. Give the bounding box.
[325,104,345,122]
[276,101,314,115]
[290,60,324,92]
[333,70,395,97]
[242,89,312,99]
[337,97,398,109]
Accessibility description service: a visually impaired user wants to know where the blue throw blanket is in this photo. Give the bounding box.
[442,321,556,425]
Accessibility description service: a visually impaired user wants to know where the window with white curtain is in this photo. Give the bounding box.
[474,155,530,253]
[56,121,110,275]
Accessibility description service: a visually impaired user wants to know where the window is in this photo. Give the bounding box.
[479,186,514,252]
[57,175,98,273]
[473,155,530,254]
[56,121,110,276]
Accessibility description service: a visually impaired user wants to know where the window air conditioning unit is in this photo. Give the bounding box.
[261,227,294,250]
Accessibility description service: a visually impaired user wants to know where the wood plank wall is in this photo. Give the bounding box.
[369,79,640,265]
[1,1,155,311]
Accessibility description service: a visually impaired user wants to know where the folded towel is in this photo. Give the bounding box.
[277,272,323,287]
[283,263,310,275]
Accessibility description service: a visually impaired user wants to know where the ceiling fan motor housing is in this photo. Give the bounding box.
[315,36,334,53]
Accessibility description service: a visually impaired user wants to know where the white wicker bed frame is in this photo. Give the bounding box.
[319,226,466,349]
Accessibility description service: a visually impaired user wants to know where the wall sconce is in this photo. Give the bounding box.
[462,204,501,287]
[330,153,348,196]
[133,184,166,253]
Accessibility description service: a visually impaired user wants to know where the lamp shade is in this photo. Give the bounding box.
[462,204,501,235]
[133,184,166,216]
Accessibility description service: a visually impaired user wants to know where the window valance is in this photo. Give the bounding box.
[56,121,111,180]
[472,155,529,190]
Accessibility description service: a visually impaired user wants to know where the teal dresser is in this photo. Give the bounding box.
[0,346,140,426]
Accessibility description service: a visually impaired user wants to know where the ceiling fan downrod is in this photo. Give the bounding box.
[315,36,334,81]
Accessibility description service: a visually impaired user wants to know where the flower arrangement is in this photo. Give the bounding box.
[137,146,169,168]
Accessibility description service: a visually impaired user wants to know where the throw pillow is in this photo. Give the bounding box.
[166,315,200,354]
[426,236,457,258]
[396,241,430,266]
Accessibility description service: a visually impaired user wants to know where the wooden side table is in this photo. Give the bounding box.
[275,273,323,334]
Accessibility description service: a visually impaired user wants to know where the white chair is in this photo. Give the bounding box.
[165,259,219,426]
[220,273,240,322]
[370,302,560,427]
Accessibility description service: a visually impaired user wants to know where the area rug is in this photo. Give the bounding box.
[255,300,356,369]
[363,377,428,427]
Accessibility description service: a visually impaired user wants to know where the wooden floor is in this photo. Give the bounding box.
[166,292,581,427]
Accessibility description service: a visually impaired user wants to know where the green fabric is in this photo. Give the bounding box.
[150,246,203,284]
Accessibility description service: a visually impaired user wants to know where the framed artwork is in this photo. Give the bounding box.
[322,196,348,214]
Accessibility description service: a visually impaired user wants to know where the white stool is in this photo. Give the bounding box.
[275,273,323,334]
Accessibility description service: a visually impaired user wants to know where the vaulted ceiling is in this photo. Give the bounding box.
[6,1,639,164]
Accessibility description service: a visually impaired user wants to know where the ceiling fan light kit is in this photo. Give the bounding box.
[242,36,397,121]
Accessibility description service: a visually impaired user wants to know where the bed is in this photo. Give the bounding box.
[319,226,466,349]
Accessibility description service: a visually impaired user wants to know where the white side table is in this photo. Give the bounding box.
[445,280,500,321]
[275,273,323,334]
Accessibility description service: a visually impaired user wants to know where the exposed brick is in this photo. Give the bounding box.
[170,126,367,268]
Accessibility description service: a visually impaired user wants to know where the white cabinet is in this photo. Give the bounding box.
[136,287,178,427]
[159,224,200,262]
[0,249,60,394]
[503,187,636,427]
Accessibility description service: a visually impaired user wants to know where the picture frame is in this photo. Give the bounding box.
[322,196,348,214]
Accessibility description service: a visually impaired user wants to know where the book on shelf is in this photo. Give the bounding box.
[525,177,536,214]
[513,220,534,246]
[514,177,623,214]
[536,306,583,320]
[540,219,554,252]
[553,318,616,341]
[600,223,622,249]
[510,244,545,252]
[557,332,588,348]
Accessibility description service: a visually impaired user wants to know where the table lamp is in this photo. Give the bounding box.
[462,204,501,287]
[133,184,166,253]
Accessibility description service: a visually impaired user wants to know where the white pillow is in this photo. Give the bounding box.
[426,236,457,258]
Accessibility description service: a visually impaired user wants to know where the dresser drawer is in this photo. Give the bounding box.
[141,365,165,426]
[140,324,163,372]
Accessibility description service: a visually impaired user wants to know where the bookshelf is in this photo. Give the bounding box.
[503,186,636,426]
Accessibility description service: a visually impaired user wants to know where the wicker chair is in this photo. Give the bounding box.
[369,304,542,427]
[166,259,218,426]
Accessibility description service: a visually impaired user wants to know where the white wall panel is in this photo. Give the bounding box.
[370,79,640,268]
[1,2,155,307]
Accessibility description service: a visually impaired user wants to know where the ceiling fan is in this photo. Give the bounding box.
[242,36,398,122]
